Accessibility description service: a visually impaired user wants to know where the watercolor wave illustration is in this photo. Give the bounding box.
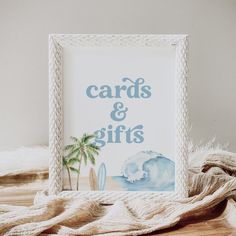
[112,151,175,191]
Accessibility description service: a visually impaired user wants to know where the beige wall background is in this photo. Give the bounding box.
[0,0,235,151]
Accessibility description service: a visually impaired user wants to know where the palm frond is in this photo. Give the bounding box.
[82,133,96,144]
[80,133,87,143]
[82,150,88,166]
[62,157,67,166]
[64,144,74,151]
[67,157,79,166]
[66,148,80,159]
[86,145,100,155]
[69,166,80,174]
[70,136,79,143]
[88,152,96,165]
[89,143,100,151]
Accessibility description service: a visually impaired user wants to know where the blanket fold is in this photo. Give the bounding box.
[0,148,236,236]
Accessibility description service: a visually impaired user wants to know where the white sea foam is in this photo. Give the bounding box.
[121,151,164,183]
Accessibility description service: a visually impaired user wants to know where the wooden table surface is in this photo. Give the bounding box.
[0,177,236,235]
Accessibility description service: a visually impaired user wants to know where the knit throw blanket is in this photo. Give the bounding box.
[0,146,236,235]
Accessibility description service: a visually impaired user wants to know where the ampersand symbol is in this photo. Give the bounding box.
[110,102,128,121]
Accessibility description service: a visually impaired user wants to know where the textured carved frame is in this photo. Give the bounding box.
[49,34,188,203]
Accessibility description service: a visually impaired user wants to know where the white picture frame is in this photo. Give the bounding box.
[49,34,188,203]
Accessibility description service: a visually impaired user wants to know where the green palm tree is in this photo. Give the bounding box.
[63,156,78,190]
[63,133,100,190]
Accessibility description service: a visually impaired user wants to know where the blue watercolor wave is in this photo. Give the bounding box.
[112,151,175,191]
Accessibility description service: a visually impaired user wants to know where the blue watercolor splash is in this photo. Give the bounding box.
[112,151,175,191]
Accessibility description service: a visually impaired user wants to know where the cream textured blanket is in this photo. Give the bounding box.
[0,147,236,235]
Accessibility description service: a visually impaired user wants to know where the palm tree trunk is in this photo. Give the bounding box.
[66,166,72,190]
[76,159,82,190]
